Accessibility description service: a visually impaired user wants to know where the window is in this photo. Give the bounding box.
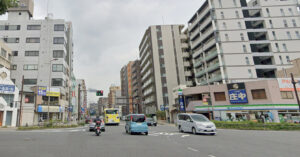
[159,45,163,49]
[286,56,290,63]
[2,25,21,30]
[283,20,288,27]
[23,64,38,70]
[11,65,17,70]
[292,19,297,27]
[52,78,63,86]
[225,34,229,41]
[0,25,5,30]
[26,37,40,43]
[3,38,19,43]
[53,50,64,58]
[235,11,239,18]
[12,51,18,56]
[272,31,277,40]
[52,64,64,72]
[24,79,37,85]
[0,94,14,106]
[240,33,244,41]
[25,94,34,103]
[53,37,65,44]
[288,8,293,15]
[54,24,65,31]
[214,92,226,101]
[222,22,227,29]
[266,8,270,17]
[275,43,280,52]
[25,51,39,56]
[160,55,164,58]
[233,0,237,6]
[1,48,7,58]
[279,55,283,64]
[286,31,291,39]
[218,0,222,7]
[161,73,166,77]
[243,45,247,53]
[221,12,224,19]
[238,22,242,29]
[27,25,41,30]
[281,91,293,99]
[245,57,250,65]
[248,69,253,78]
[282,43,288,52]
[280,8,285,16]
[251,89,267,99]
[269,20,273,28]
[296,31,300,39]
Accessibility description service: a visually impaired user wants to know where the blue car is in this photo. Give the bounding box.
[125,114,148,135]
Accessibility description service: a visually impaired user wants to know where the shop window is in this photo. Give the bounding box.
[214,92,226,101]
[251,89,267,99]
[281,91,293,99]
[25,94,34,103]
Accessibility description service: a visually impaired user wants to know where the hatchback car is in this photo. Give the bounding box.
[125,114,148,135]
[177,113,216,135]
[146,118,157,126]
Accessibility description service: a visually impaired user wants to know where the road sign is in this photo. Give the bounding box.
[179,95,185,111]
[160,105,165,111]
[178,89,183,96]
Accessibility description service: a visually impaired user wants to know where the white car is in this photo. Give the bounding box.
[177,113,216,135]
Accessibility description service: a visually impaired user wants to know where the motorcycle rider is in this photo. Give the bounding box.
[94,116,102,129]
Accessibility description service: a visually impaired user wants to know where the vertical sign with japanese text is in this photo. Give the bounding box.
[227,83,248,104]
[178,89,185,112]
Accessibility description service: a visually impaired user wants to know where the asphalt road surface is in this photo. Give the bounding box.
[0,122,299,157]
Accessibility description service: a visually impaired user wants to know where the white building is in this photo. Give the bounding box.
[188,0,300,85]
[0,68,19,127]
[0,0,74,125]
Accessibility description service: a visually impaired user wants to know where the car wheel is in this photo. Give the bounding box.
[145,132,148,135]
[192,127,197,135]
[178,126,183,133]
[154,124,157,127]
[210,133,216,136]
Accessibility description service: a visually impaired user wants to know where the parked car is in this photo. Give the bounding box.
[177,113,216,135]
[125,114,148,135]
[89,118,105,132]
[146,118,157,126]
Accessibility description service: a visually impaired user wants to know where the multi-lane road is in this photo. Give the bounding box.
[0,122,299,157]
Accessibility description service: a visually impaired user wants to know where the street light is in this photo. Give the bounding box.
[47,58,58,123]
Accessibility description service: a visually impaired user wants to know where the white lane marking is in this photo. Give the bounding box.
[187,147,199,152]
[208,155,216,157]
[181,135,190,138]
[148,134,159,136]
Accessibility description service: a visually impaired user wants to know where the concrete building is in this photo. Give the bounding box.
[188,0,300,85]
[131,60,144,114]
[108,85,121,108]
[139,25,189,115]
[0,41,12,69]
[97,97,108,115]
[0,68,19,127]
[277,58,300,78]
[76,79,87,121]
[0,0,75,125]
[183,79,300,123]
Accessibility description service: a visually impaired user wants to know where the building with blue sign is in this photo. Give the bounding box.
[0,68,19,127]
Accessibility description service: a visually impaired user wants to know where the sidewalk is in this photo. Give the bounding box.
[0,127,17,131]
[157,120,176,127]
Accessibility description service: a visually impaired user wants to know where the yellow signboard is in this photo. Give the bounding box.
[46,91,60,97]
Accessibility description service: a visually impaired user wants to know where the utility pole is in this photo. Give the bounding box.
[291,73,300,111]
[18,76,24,126]
[78,83,81,123]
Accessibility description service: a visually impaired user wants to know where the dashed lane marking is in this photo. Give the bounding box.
[208,155,216,157]
[187,147,199,152]
[181,135,190,138]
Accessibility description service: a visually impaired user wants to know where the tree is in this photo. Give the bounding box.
[0,0,18,15]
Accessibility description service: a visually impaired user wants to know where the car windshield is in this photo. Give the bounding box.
[190,115,209,122]
[132,115,145,123]
[106,110,118,114]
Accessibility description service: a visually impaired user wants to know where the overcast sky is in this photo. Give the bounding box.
[2,0,204,103]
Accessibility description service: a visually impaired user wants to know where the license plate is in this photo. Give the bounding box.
[137,123,142,125]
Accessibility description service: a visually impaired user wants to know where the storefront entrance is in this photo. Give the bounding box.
[5,111,12,126]
[0,111,3,126]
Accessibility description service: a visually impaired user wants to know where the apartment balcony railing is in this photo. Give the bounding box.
[207,62,220,73]
[208,74,222,83]
[195,69,206,78]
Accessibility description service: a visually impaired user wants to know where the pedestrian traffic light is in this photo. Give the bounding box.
[96,90,103,96]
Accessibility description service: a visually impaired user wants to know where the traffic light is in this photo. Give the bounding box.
[96,90,103,96]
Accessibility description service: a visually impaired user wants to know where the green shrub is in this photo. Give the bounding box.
[156,111,166,120]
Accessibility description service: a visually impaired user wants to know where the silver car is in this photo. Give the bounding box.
[89,118,105,132]
[177,113,216,135]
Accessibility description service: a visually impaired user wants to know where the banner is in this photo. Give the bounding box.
[0,84,15,93]
[38,86,60,97]
[277,78,300,91]
[179,95,185,111]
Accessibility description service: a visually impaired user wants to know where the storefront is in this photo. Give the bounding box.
[193,104,300,123]
[37,105,63,121]
[0,68,19,127]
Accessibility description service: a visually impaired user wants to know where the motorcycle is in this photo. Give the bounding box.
[95,121,101,136]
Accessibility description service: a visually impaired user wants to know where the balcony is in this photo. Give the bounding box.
[184,61,191,67]
[184,71,192,76]
[204,50,218,62]
[186,81,194,87]
[199,17,212,32]
[140,52,150,67]
[182,52,189,58]
[192,48,203,59]
[195,69,206,78]
[207,62,220,73]
[208,74,222,83]
[181,43,189,48]
[193,59,203,68]
[203,37,216,52]
[141,61,151,74]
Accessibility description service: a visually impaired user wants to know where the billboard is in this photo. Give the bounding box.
[37,86,60,97]
[0,84,15,93]
[277,78,300,91]
[227,83,248,104]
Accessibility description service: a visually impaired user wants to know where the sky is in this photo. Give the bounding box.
[1,0,204,103]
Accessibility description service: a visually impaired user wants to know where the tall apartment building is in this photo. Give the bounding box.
[108,85,121,108]
[0,0,74,125]
[139,25,190,114]
[120,65,129,114]
[0,41,12,69]
[189,0,300,85]
[131,60,143,113]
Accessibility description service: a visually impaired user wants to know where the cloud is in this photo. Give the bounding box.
[5,0,204,103]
